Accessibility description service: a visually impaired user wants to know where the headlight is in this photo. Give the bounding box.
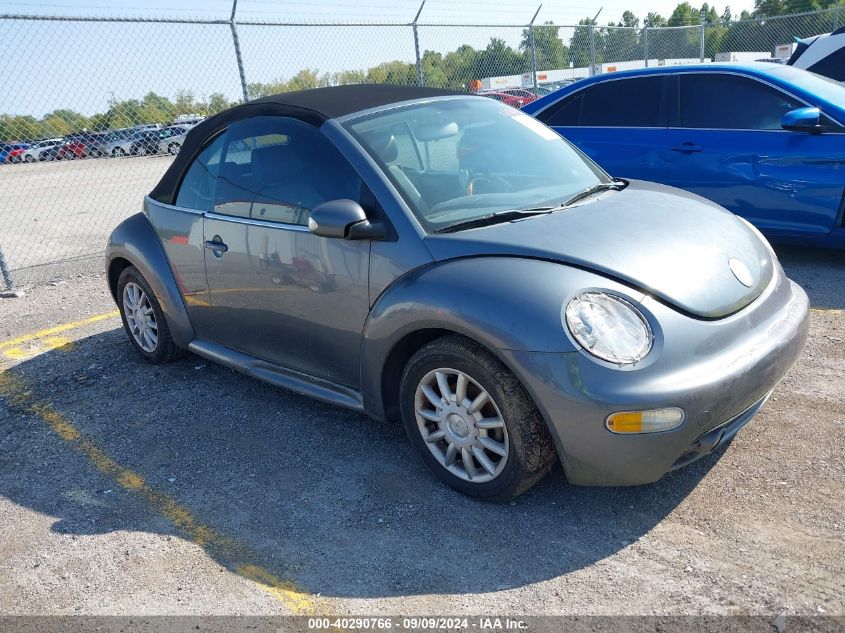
[564,292,652,364]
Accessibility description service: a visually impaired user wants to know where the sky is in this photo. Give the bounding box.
[0,0,758,26]
[0,0,757,117]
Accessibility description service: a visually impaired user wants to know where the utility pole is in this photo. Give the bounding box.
[589,7,602,76]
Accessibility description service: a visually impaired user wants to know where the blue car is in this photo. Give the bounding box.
[522,63,845,248]
[0,143,28,164]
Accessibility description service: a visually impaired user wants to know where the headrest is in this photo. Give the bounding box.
[361,131,398,163]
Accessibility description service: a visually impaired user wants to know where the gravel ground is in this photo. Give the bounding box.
[0,247,842,622]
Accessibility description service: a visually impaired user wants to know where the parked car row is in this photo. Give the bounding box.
[2,118,203,164]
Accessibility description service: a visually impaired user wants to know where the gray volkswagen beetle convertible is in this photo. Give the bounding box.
[106,85,809,500]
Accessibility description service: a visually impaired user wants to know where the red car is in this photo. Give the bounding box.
[478,88,538,109]
[6,144,28,163]
[57,132,107,160]
[479,91,527,108]
[498,88,539,105]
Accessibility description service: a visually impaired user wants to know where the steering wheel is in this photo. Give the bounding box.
[466,175,513,196]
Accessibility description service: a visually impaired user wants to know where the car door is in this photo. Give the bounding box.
[534,75,670,181]
[145,131,225,334]
[201,116,372,388]
[665,71,844,237]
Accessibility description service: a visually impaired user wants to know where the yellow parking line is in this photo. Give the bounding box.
[0,311,119,349]
[0,371,317,614]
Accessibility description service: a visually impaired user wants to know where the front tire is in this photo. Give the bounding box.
[168,142,180,155]
[400,335,556,500]
[117,266,185,364]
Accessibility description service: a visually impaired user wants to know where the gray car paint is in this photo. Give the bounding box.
[105,95,810,487]
[106,211,195,347]
[425,180,774,319]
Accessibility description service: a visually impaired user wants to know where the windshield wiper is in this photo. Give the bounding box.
[434,207,555,234]
[561,180,627,207]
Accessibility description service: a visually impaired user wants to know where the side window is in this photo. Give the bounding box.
[212,116,366,226]
[539,92,583,126]
[580,77,665,127]
[174,132,225,212]
[679,74,803,130]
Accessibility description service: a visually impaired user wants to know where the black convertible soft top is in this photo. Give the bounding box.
[149,84,463,205]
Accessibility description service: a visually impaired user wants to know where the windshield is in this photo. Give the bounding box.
[344,97,608,232]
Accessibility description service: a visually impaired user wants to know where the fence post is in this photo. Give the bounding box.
[230,0,249,102]
[834,5,840,31]
[412,1,426,87]
[528,4,542,92]
[699,8,706,62]
[0,247,13,291]
[588,7,602,76]
[643,18,649,67]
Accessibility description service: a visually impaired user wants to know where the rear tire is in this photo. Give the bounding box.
[117,266,185,364]
[168,142,180,155]
[400,335,556,501]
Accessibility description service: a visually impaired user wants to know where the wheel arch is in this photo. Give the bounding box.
[360,256,589,423]
[106,212,195,347]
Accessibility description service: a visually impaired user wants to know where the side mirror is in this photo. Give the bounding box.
[781,106,822,134]
[308,199,384,240]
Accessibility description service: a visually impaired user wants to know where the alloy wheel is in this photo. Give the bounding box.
[414,367,509,483]
[122,282,158,352]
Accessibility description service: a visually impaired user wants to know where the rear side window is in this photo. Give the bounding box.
[174,133,225,212]
[580,77,665,127]
[678,74,803,130]
[540,77,664,127]
[539,93,582,126]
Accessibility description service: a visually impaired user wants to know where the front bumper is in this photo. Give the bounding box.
[501,269,810,486]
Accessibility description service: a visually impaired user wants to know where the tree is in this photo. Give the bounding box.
[753,0,787,16]
[207,93,231,114]
[621,10,640,28]
[520,22,569,71]
[569,17,602,68]
[421,50,448,87]
[365,60,416,85]
[329,69,367,86]
[668,2,701,26]
[478,37,525,78]
[442,44,479,89]
[604,12,643,63]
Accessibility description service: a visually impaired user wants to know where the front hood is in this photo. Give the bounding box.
[424,180,774,318]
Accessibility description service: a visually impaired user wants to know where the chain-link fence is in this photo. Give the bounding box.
[0,6,841,289]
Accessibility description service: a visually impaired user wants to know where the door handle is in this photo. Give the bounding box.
[204,236,228,256]
[671,142,702,153]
